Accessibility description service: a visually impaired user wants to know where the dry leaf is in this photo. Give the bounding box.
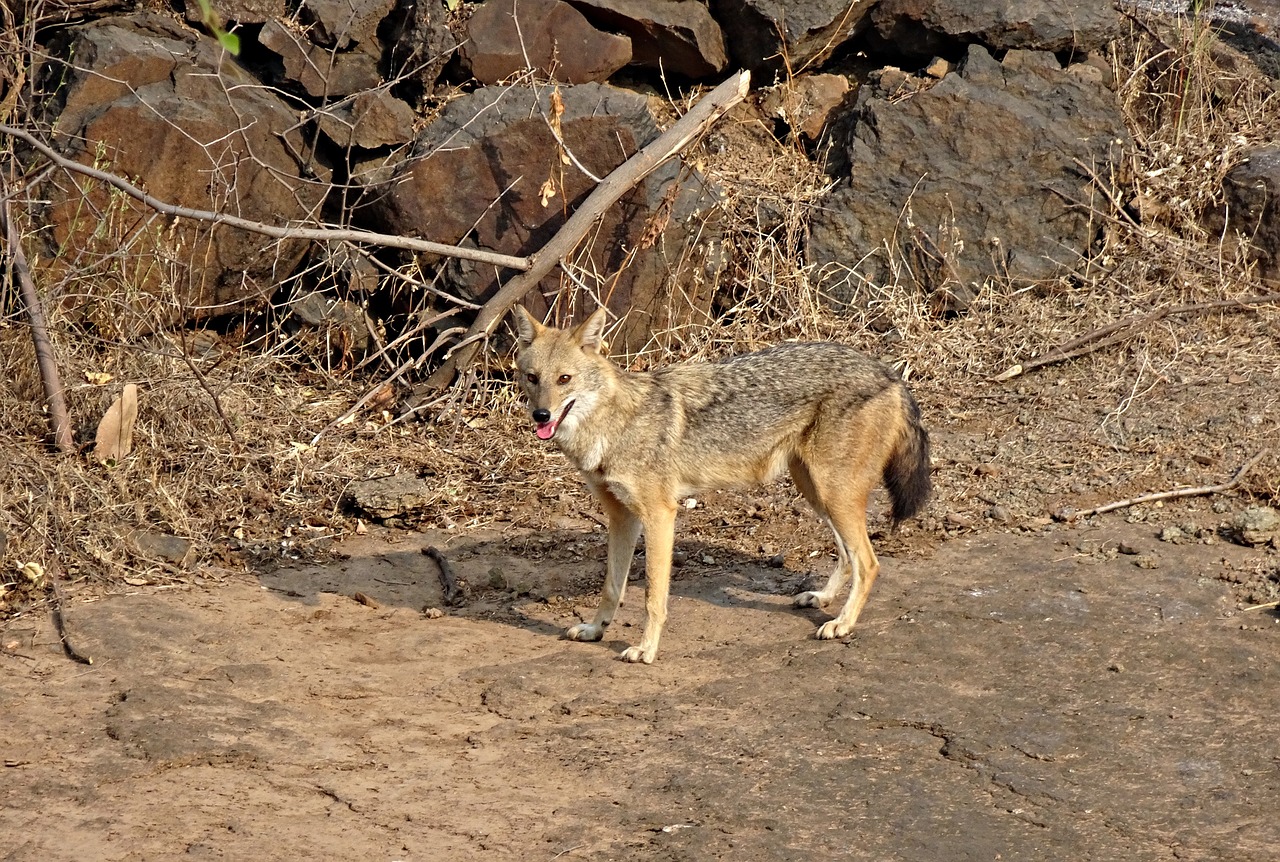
[85,371,113,385]
[93,383,138,463]
[539,176,557,207]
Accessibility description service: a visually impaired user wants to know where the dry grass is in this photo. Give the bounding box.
[4,10,1280,619]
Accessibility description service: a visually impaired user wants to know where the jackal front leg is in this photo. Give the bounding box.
[565,487,640,643]
[618,502,677,664]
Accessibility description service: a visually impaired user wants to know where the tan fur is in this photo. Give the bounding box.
[513,306,931,664]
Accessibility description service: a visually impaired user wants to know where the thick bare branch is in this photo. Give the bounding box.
[0,123,532,272]
[2,198,75,454]
[418,69,752,397]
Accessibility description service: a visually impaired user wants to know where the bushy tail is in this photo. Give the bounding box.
[883,388,931,524]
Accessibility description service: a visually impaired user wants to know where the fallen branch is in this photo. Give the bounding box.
[47,561,93,666]
[993,293,1280,382]
[423,545,466,607]
[2,198,75,454]
[416,69,752,398]
[0,123,532,272]
[1069,450,1269,521]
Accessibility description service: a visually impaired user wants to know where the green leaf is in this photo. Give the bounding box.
[218,31,241,54]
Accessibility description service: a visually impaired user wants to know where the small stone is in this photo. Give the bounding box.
[986,505,1010,524]
[768,553,786,568]
[1159,526,1188,544]
[701,555,715,565]
[422,607,445,619]
[1117,541,1141,555]
[1134,555,1159,569]
[1231,506,1279,547]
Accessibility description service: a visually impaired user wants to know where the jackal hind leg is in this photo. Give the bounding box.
[789,459,852,610]
[814,500,879,640]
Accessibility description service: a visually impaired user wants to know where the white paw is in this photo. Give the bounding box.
[564,622,605,642]
[618,646,655,664]
[815,619,853,640]
[793,591,830,609]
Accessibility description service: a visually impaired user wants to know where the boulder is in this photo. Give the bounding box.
[184,0,285,25]
[1208,145,1280,280]
[259,19,382,97]
[458,0,632,84]
[760,73,851,142]
[299,0,396,49]
[384,0,460,97]
[808,45,1128,310]
[358,83,720,353]
[317,89,418,150]
[872,0,1124,57]
[567,0,728,78]
[36,14,330,334]
[709,0,875,78]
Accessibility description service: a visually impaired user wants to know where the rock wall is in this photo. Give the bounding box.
[12,0,1280,350]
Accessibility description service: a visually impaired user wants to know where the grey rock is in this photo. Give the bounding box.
[347,474,438,520]
[809,45,1128,310]
[131,531,195,567]
[568,0,728,77]
[1208,146,1280,281]
[710,0,875,77]
[873,0,1124,56]
[300,0,396,49]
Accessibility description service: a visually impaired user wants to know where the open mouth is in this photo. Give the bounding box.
[535,400,575,440]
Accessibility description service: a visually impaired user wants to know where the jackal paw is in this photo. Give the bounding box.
[564,622,605,642]
[618,646,655,664]
[793,591,831,609]
[815,619,854,640]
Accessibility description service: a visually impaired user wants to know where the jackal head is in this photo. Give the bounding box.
[512,306,610,442]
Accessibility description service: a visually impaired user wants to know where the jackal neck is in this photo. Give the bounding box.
[557,361,647,474]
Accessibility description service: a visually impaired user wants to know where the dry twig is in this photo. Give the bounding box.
[47,560,93,665]
[423,545,465,607]
[2,198,75,453]
[1069,450,1269,521]
[993,294,1280,382]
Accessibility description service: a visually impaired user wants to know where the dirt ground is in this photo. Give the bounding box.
[3,302,1280,861]
[3,429,1279,861]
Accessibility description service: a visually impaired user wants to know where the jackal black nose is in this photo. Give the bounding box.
[532,408,552,423]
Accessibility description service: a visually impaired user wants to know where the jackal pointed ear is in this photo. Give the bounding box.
[512,305,541,346]
[573,308,608,353]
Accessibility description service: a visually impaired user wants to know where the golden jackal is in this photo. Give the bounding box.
[514,307,931,664]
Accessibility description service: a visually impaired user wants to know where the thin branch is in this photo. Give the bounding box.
[417,69,752,397]
[1069,450,1269,520]
[423,545,466,606]
[0,123,532,272]
[2,198,76,454]
[993,293,1280,382]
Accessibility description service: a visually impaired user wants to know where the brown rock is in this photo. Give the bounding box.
[317,88,418,150]
[458,0,632,84]
[259,19,382,97]
[761,73,851,141]
[184,0,285,25]
[872,0,1123,56]
[300,0,396,49]
[567,0,727,77]
[36,14,330,335]
[359,83,720,353]
[711,0,875,76]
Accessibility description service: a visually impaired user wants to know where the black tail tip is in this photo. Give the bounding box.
[886,409,931,525]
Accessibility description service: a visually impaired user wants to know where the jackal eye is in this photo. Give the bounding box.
[525,373,539,386]
[557,374,572,385]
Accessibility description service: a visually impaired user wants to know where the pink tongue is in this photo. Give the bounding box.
[535,421,557,440]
